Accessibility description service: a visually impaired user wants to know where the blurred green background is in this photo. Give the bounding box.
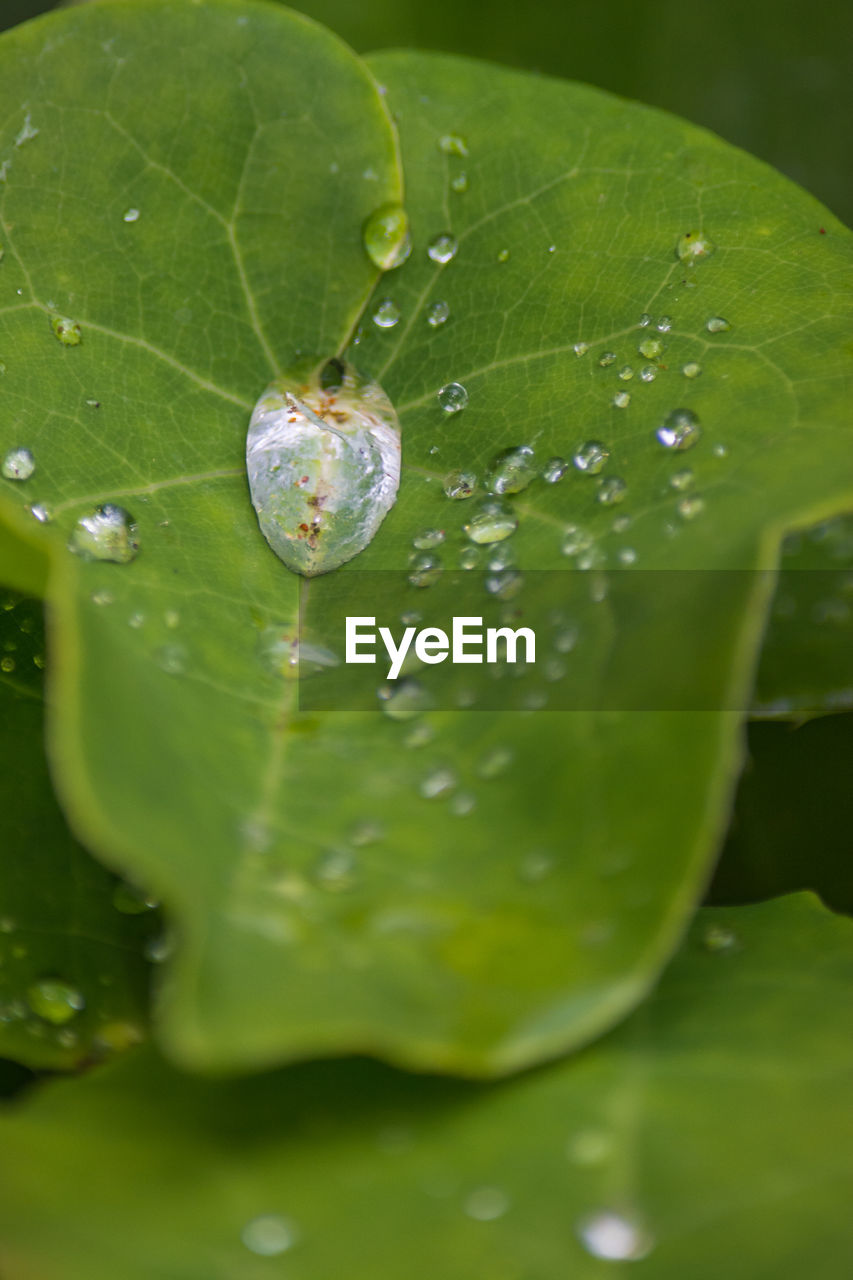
[10,0,852,225]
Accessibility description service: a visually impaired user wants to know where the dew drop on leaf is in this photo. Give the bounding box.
[656,408,702,452]
[676,230,715,262]
[427,300,450,327]
[637,336,664,359]
[706,315,730,333]
[69,503,140,563]
[362,202,411,270]
[682,361,703,378]
[241,1214,299,1257]
[484,445,536,494]
[438,381,468,413]
[597,476,628,505]
[372,297,400,329]
[443,469,476,499]
[122,207,140,223]
[576,1210,653,1261]
[408,552,442,587]
[598,351,617,367]
[572,440,610,475]
[438,133,468,157]
[50,314,82,346]
[612,390,631,408]
[26,978,85,1025]
[412,527,445,549]
[1,447,34,480]
[246,359,401,577]
[427,232,458,264]
[463,504,517,544]
[464,1187,510,1221]
[542,456,569,483]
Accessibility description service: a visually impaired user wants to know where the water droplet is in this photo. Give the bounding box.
[656,408,701,452]
[408,552,442,587]
[362,202,411,270]
[485,568,524,600]
[439,133,468,157]
[639,365,657,382]
[257,626,337,680]
[576,1211,653,1261]
[463,505,517,544]
[123,208,140,223]
[561,524,593,556]
[677,494,705,520]
[372,298,400,329]
[29,502,51,524]
[2,447,34,481]
[128,612,145,629]
[669,467,694,491]
[517,849,555,883]
[313,847,357,891]
[617,365,634,381]
[496,247,510,263]
[637,336,664,359]
[676,230,715,262]
[241,1214,299,1257]
[144,932,173,963]
[617,547,637,565]
[413,527,445,550]
[573,341,589,357]
[164,609,180,629]
[573,441,609,475]
[27,978,84,1025]
[15,113,38,147]
[69,503,140,563]
[712,442,728,458]
[113,881,159,914]
[155,644,187,676]
[553,624,578,653]
[419,767,457,799]
[702,922,739,952]
[247,360,400,577]
[612,390,631,409]
[438,381,468,414]
[427,300,450,327]
[450,170,468,193]
[566,1129,613,1166]
[542,456,569,483]
[656,316,672,332]
[85,397,100,408]
[464,1187,510,1222]
[706,315,730,333]
[51,314,82,346]
[476,745,514,779]
[681,361,702,378]
[597,476,627,506]
[91,589,113,606]
[598,351,617,367]
[380,678,433,720]
[427,233,458,265]
[444,469,476,499]
[0,656,14,673]
[484,445,536,495]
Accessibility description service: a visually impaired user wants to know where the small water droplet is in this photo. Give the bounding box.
[637,336,664,359]
[476,745,514,779]
[380,678,433,720]
[427,300,450,327]
[128,612,145,629]
[669,467,694,491]
[27,977,84,1025]
[51,314,82,346]
[576,1211,653,1261]
[639,365,657,382]
[573,341,589,357]
[113,881,159,914]
[517,849,555,883]
[656,408,701,452]
[702,922,739,952]
[598,351,617,367]
[450,170,468,193]
[496,247,510,263]
[484,445,536,495]
[164,609,180,629]
[573,441,610,475]
[561,524,593,557]
[372,298,400,329]
[638,312,652,327]
[681,361,702,379]
[123,207,140,223]
[144,932,173,963]
[617,365,634,381]
[712,442,728,458]
[443,469,476,499]
[313,847,357,891]
[413,527,445,550]
[0,655,14,673]
[362,202,411,270]
[15,113,39,147]
[677,494,705,520]
[2,447,35,481]
[29,502,52,524]
[85,397,100,408]
[541,456,569,483]
[427,233,458,265]
[566,1129,613,1166]
[450,790,476,816]
[69,504,140,563]
[485,568,524,600]
[463,504,517,545]
[597,476,627,506]
[438,381,468,414]
[439,133,468,157]
[656,316,672,332]
[617,546,637,565]
[612,390,631,409]
[241,1214,299,1257]
[706,315,730,333]
[408,552,442,587]
[419,767,457,799]
[676,230,715,262]
[155,643,187,675]
[464,1187,510,1222]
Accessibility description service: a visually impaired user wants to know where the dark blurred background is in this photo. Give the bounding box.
[10,0,852,226]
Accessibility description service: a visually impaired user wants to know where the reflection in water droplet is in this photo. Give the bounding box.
[427,233,458,264]
[656,316,672,333]
[597,476,627,506]
[50,314,82,346]
[362,203,411,270]
[464,1187,510,1221]
[681,361,702,379]
[576,1210,653,1261]
[69,504,140,563]
[459,545,480,569]
[372,298,400,329]
[542,457,568,483]
[427,300,450,327]
[438,381,468,413]
[676,230,715,262]
[712,442,728,458]
[485,446,536,495]
[2,447,35,481]
[706,316,730,333]
[27,978,85,1025]
[29,503,51,524]
[444,469,476,499]
[573,441,610,475]
[638,312,652,327]
[241,1214,299,1257]
[463,505,517,544]
[656,409,701,452]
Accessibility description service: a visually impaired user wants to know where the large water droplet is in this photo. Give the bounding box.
[241,1214,299,1257]
[676,230,715,262]
[463,504,517,544]
[427,233,458,265]
[362,203,411,270]
[484,446,536,495]
[246,359,400,577]
[573,441,610,475]
[438,381,468,413]
[51,314,82,346]
[372,298,400,329]
[576,1211,653,1261]
[2,447,34,481]
[27,977,85,1025]
[656,408,702,452]
[69,504,140,563]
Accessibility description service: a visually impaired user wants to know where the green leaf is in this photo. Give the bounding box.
[709,712,853,915]
[753,515,853,719]
[1,9,853,1078]
[0,894,850,1279]
[0,596,157,1069]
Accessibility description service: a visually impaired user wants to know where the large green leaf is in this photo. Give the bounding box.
[0,895,850,1279]
[1,6,853,1077]
[0,595,157,1069]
